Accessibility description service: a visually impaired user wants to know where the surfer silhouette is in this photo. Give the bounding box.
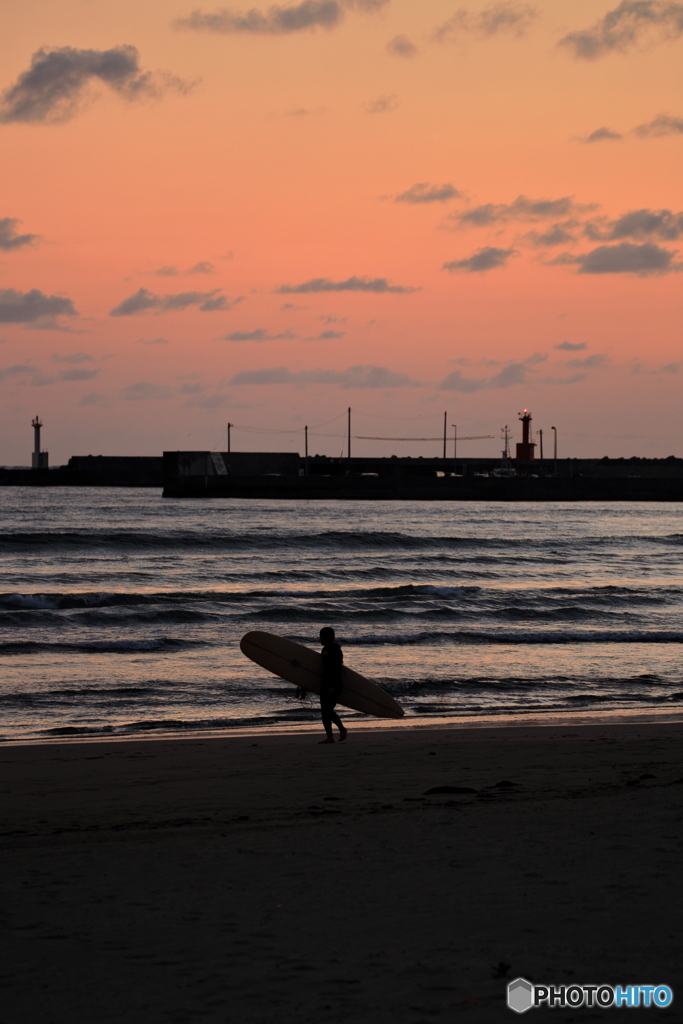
[319,627,348,744]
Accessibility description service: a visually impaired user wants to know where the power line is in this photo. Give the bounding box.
[355,434,495,442]
[565,432,681,441]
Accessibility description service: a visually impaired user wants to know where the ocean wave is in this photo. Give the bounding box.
[342,629,683,647]
[0,637,204,656]
[37,712,323,738]
[235,603,649,625]
[0,591,168,610]
[1,528,682,553]
[379,672,675,695]
[0,581,678,613]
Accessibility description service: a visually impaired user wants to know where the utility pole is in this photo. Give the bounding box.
[227,423,232,454]
[539,428,544,463]
[551,426,557,475]
[347,407,351,462]
[442,412,448,460]
[304,425,308,476]
[451,424,457,471]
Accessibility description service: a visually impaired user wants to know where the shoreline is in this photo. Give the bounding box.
[3,703,683,748]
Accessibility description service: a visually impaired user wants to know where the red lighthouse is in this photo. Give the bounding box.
[515,409,535,462]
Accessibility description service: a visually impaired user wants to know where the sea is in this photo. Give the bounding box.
[0,488,681,742]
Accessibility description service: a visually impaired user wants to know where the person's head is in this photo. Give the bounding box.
[319,626,335,645]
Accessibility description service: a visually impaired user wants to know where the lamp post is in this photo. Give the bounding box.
[551,426,557,476]
[451,424,457,473]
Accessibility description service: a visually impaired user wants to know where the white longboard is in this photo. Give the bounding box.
[240,630,404,719]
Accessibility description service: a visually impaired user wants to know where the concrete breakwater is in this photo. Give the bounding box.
[1,452,681,499]
[162,451,683,500]
[0,457,163,488]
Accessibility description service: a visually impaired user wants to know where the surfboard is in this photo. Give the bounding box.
[240,630,404,719]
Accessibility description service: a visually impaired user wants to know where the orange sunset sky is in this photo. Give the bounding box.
[1,0,681,463]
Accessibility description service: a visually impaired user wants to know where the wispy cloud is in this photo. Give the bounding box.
[229,364,421,387]
[581,126,624,143]
[634,112,683,136]
[123,381,175,401]
[555,340,586,351]
[284,106,320,116]
[276,275,417,294]
[554,242,681,275]
[154,261,215,276]
[0,217,39,250]
[109,287,239,316]
[0,288,77,324]
[221,328,298,341]
[306,329,345,339]
[566,353,609,368]
[0,362,98,385]
[387,35,418,57]
[559,1,683,60]
[524,223,578,247]
[444,194,587,229]
[137,337,170,345]
[51,351,93,363]
[434,3,537,42]
[439,353,590,391]
[442,246,517,273]
[0,45,194,124]
[186,261,215,274]
[394,182,460,204]
[579,113,683,142]
[175,0,388,35]
[439,355,545,391]
[184,391,245,408]
[364,94,399,114]
[584,208,683,242]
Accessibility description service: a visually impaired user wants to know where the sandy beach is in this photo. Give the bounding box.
[1,719,681,1023]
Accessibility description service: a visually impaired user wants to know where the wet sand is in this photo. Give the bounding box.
[0,720,681,1023]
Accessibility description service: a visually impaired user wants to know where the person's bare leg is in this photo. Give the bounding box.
[330,710,347,741]
[320,700,337,743]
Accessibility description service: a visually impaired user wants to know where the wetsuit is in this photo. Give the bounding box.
[320,641,344,736]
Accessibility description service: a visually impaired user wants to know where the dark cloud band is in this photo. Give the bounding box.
[276,275,417,293]
[229,364,419,387]
[553,242,680,275]
[109,288,237,316]
[0,288,77,323]
[560,1,683,59]
[434,3,537,42]
[175,0,388,35]
[0,218,39,250]
[394,183,460,204]
[0,45,194,125]
[442,247,517,273]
